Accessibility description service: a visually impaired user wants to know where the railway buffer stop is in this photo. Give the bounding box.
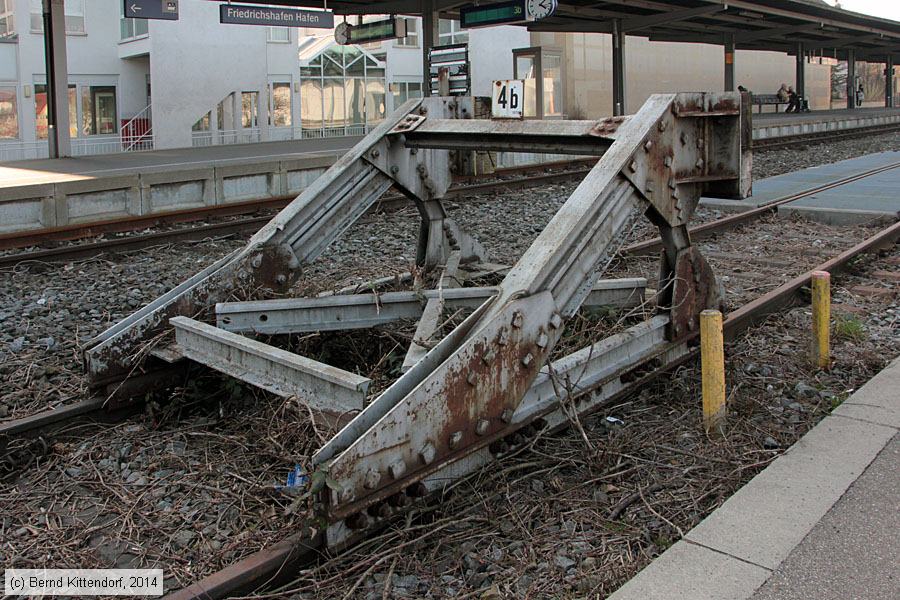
[3,1,895,597]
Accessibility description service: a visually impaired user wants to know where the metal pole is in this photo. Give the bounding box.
[886,56,894,108]
[846,48,856,110]
[795,42,806,99]
[724,35,735,92]
[811,271,831,369]
[421,1,438,97]
[612,19,626,116]
[42,0,70,158]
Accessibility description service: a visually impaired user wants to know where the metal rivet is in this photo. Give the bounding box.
[390,165,399,174]
[275,274,287,285]
[695,158,705,169]
[536,333,549,348]
[466,372,477,386]
[645,182,655,193]
[658,120,667,132]
[419,442,436,465]
[663,156,672,168]
[501,408,514,423]
[497,326,509,346]
[511,311,524,328]
[364,469,381,490]
[340,487,355,503]
[629,160,637,172]
[668,178,677,190]
[388,460,406,480]
[475,419,490,436]
[644,140,653,152]
[522,353,534,367]
[251,255,263,268]
[449,431,463,448]
[371,149,380,158]
[549,313,563,329]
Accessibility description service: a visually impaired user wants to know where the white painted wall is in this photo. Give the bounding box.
[469,26,530,97]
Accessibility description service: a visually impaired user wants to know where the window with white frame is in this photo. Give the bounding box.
[120,2,148,40]
[267,26,290,42]
[270,82,292,127]
[395,17,417,47]
[389,81,422,108]
[0,0,14,38]
[438,19,467,45]
[30,0,85,34]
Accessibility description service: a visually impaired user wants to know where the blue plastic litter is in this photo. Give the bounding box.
[276,465,309,491]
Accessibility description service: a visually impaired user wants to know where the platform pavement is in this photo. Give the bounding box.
[701,151,900,223]
[608,356,900,600]
[752,105,900,125]
[0,135,361,188]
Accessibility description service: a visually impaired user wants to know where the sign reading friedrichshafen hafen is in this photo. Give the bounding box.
[219,4,334,29]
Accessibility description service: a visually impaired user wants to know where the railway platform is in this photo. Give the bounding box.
[609,356,900,600]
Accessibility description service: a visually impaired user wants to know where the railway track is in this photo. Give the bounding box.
[1,121,896,266]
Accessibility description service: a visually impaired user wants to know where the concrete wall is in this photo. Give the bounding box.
[531,31,820,118]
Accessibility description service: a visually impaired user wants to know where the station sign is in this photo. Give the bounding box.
[429,44,470,96]
[219,4,334,29]
[335,17,408,45]
[491,80,524,119]
[460,0,556,29]
[124,0,179,20]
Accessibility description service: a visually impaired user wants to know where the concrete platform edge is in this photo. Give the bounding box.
[607,356,900,600]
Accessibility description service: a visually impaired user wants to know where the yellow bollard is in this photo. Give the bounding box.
[700,309,726,437]
[811,271,831,369]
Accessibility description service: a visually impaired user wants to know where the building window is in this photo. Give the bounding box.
[542,53,563,117]
[0,0,15,38]
[389,81,422,107]
[35,83,77,139]
[80,86,117,135]
[30,0,85,34]
[267,26,289,42]
[395,18,417,47]
[270,82,291,127]
[0,86,17,138]
[120,2,148,41]
[241,91,259,128]
[438,19,467,45]
[192,111,211,132]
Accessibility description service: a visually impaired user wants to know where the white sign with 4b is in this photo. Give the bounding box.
[492,80,524,119]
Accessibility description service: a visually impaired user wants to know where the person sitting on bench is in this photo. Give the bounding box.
[786,86,802,113]
[776,83,790,105]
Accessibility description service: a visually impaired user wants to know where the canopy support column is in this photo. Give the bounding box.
[42,0,70,158]
[724,35,735,92]
[422,0,439,96]
[886,56,895,108]
[795,42,806,99]
[846,49,857,110]
[612,19,626,116]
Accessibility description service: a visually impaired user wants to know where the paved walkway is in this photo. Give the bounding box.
[609,356,900,600]
[754,106,900,125]
[0,136,360,188]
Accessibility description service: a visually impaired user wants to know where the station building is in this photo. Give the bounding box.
[0,0,892,161]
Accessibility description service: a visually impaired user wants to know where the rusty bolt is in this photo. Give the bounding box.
[466,372,477,386]
[364,469,381,490]
[645,182,655,193]
[475,419,490,436]
[390,165,399,175]
[522,352,534,367]
[549,313,563,329]
[629,160,637,173]
[511,311,524,329]
[345,512,369,530]
[371,149,380,159]
[482,348,496,364]
[680,131,688,146]
[663,156,673,168]
[497,326,510,346]
[668,178,677,190]
[536,333,549,348]
[388,459,406,480]
[658,120,668,132]
[644,140,653,152]
[419,106,428,115]
[449,431,463,449]
[419,441,436,465]
[251,255,263,269]
[340,487,355,503]
[501,408,514,423]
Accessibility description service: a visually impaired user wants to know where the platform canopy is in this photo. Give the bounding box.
[234,0,900,62]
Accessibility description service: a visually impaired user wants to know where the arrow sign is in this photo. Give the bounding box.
[124,0,179,20]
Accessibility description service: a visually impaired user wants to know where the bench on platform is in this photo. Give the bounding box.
[751,93,787,113]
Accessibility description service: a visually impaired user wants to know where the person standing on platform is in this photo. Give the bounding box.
[786,86,801,113]
[856,83,865,107]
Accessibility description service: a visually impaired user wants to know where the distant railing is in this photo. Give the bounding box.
[0,134,156,161]
[190,124,371,147]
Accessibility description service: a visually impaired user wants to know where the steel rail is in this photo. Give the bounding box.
[752,122,900,151]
